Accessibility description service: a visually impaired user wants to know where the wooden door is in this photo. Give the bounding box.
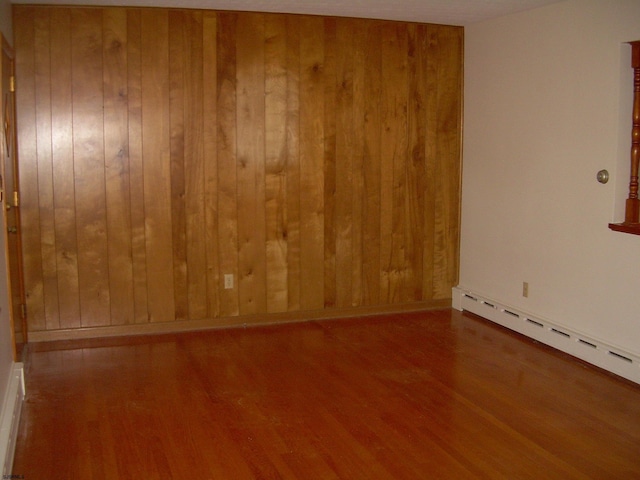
[2,36,27,355]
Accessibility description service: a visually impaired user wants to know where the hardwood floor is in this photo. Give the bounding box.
[12,309,640,479]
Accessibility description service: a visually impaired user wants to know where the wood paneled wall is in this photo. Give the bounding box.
[13,6,463,338]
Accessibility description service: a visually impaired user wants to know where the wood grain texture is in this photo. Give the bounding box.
[50,8,81,330]
[183,11,209,320]
[427,25,463,299]
[380,23,409,305]
[363,21,383,306]
[236,13,266,316]
[168,10,189,321]
[14,6,463,335]
[265,15,288,313]
[298,16,325,311]
[2,35,28,348]
[406,24,426,303]
[71,8,110,328]
[103,8,135,325]
[33,10,60,331]
[285,16,301,312]
[216,12,240,318]
[15,7,45,332]
[140,9,175,322]
[335,20,353,309]
[13,309,640,478]
[350,20,367,308]
[202,12,219,318]
[322,17,337,310]
[126,9,150,324]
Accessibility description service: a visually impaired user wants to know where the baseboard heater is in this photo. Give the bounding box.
[452,287,640,385]
[0,363,24,476]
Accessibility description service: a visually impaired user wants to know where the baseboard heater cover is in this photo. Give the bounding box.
[0,363,25,476]
[452,287,640,385]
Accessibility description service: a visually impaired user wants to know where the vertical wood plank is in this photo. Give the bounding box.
[203,12,219,318]
[34,9,60,329]
[429,25,462,300]
[406,24,426,302]
[322,18,336,309]
[350,19,366,307]
[285,16,301,312]
[299,16,325,311]
[392,25,410,304]
[141,9,175,322]
[422,24,436,300]
[126,9,149,324]
[334,19,354,308]
[103,8,135,325]
[236,13,266,316]
[265,14,288,313]
[447,27,463,296]
[379,24,395,304]
[351,20,367,306]
[72,8,111,327]
[380,23,409,304]
[362,20,382,306]
[15,6,47,332]
[184,11,208,319]
[50,7,81,329]
[216,13,240,317]
[168,10,188,321]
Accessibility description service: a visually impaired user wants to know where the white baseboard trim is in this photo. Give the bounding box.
[0,363,24,476]
[452,287,640,385]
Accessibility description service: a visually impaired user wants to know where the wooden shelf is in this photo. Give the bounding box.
[609,222,640,236]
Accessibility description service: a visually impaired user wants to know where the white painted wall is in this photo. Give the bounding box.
[460,0,640,356]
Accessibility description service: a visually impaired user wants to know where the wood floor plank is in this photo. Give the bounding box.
[13,309,640,479]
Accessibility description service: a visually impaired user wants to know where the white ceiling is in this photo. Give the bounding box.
[11,0,565,26]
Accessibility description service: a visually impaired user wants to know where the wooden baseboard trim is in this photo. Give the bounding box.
[27,300,452,344]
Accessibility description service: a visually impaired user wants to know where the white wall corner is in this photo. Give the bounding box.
[0,363,24,476]
[451,286,465,311]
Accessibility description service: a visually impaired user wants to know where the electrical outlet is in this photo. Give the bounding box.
[224,274,234,290]
[522,282,529,298]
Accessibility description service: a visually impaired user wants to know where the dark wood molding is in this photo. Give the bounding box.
[608,221,640,235]
[610,40,640,235]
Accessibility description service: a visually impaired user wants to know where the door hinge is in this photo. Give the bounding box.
[12,191,18,207]
[20,303,26,319]
[9,76,15,93]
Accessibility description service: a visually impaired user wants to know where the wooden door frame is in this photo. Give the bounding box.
[2,34,28,358]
